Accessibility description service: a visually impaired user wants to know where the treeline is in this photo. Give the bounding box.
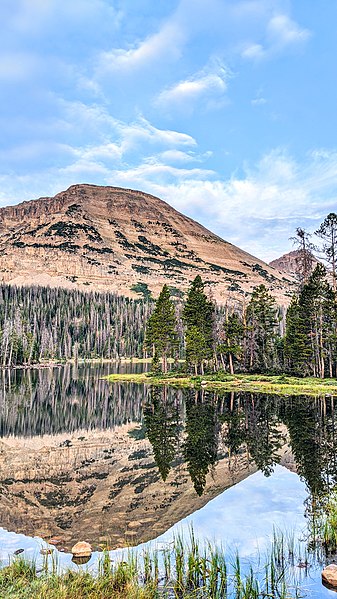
[0,285,152,366]
[146,276,284,375]
[1,267,334,376]
[147,268,337,378]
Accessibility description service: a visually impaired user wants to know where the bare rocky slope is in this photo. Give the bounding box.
[270,249,319,279]
[0,184,295,303]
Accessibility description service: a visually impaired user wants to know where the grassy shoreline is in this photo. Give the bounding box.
[0,530,309,599]
[105,372,337,396]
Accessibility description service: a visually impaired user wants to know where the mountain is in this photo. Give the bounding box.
[270,249,318,279]
[0,184,295,303]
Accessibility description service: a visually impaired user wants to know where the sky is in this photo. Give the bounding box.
[1,0,336,261]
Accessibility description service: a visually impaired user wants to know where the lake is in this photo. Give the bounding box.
[0,364,336,597]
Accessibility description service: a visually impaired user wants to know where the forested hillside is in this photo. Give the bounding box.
[0,285,153,366]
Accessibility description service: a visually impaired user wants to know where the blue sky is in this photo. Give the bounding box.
[1,0,336,260]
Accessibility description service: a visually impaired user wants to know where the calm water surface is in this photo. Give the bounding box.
[0,364,336,597]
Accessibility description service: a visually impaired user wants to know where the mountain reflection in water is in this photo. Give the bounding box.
[0,365,336,552]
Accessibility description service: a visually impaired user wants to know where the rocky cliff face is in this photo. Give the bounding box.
[270,249,318,279]
[0,184,295,303]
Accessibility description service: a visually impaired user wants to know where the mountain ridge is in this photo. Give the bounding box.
[0,184,295,303]
[269,249,319,279]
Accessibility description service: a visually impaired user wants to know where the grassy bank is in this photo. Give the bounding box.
[0,532,304,599]
[105,372,337,396]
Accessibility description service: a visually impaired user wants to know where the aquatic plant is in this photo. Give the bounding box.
[0,529,318,598]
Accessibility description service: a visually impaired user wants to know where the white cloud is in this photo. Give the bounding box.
[155,60,230,111]
[116,117,197,152]
[242,43,265,60]
[157,149,212,164]
[108,162,215,186]
[56,101,197,154]
[251,97,267,106]
[158,150,196,163]
[96,21,185,75]
[242,12,311,60]
[267,14,311,49]
[73,142,122,163]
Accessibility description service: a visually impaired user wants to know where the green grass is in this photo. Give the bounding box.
[0,531,303,598]
[0,554,152,599]
[311,492,337,556]
[104,371,337,396]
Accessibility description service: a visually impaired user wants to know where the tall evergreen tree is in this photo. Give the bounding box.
[245,284,279,372]
[183,276,214,374]
[284,264,336,378]
[145,284,178,373]
[284,296,311,375]
[221,312,244,374]
[315,213,337,291]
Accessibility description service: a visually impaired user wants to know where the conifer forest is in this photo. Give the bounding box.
[1,214,337,378]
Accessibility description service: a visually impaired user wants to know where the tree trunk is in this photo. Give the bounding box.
[228,352,234,375]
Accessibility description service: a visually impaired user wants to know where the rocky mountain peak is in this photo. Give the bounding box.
[0,184,296,303]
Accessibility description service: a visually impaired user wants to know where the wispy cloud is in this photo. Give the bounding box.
[117,117,197,150]
[268,14,311,49]
[96,21,185,76]
[242,13,311,60]
[251,97,267,106]
[155,60,231,112]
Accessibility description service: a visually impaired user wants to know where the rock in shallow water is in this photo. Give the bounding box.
[72,555,91,565]
[71,541,92,558]
[322,564,337,589]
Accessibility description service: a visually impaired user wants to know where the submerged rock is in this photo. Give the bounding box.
[71,541,92,559]
[49,537,62,546]
[322,564,337,589]
[72,555,91,565]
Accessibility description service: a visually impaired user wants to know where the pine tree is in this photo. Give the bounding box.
[185,326,207,375]
[284,264,335,378]
[183,276,214,374]
[284,296,311,375]
[315,213,337,291]
[145,284,178,373]
[245,284,279,373]
[221,312,244,374]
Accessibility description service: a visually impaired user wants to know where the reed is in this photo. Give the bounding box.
[0,530,308,598]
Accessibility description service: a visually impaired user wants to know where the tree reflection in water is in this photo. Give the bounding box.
[145,387,337,503]
[1,366,337,510]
